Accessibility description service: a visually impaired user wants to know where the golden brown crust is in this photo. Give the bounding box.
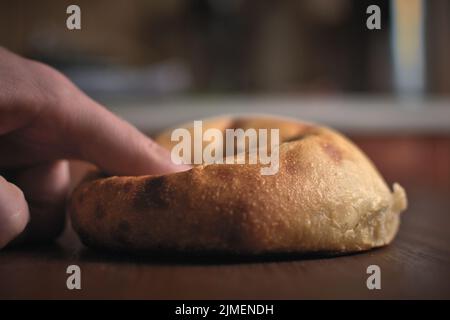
[69,115,407,255]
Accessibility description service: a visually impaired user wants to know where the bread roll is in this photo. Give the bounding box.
[69,115,407,255]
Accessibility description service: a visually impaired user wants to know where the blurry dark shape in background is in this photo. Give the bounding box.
[1,0,449,97]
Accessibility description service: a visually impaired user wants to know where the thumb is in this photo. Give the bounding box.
[0,176,29,249]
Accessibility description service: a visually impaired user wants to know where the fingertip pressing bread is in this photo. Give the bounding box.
[69,115,407,255]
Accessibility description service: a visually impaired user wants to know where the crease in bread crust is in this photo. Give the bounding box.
[69,115,408,255]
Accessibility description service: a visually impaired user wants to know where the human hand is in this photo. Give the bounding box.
[0,47,188,249]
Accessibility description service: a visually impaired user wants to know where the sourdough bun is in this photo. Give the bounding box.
[69,115,407,254]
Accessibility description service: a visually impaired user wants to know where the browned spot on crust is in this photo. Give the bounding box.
[230,119,250,131]
[76,190,85,203]
[283,132,316,143]
[214,199,249,248]
[133,176,170,210]
[214,166,232,180]
[321,142,342,163]
[112,221,132,246]
[95,202,106,219]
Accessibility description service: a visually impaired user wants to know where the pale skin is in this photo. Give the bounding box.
[0,47,189,249]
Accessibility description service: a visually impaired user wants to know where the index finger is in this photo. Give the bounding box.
[61,94,189,176]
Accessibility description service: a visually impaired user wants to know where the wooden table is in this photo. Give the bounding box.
[1,188,449,299]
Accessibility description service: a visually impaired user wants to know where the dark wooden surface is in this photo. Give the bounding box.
[0,187,449,299]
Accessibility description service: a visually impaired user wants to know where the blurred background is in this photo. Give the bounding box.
[0,0,449,192]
